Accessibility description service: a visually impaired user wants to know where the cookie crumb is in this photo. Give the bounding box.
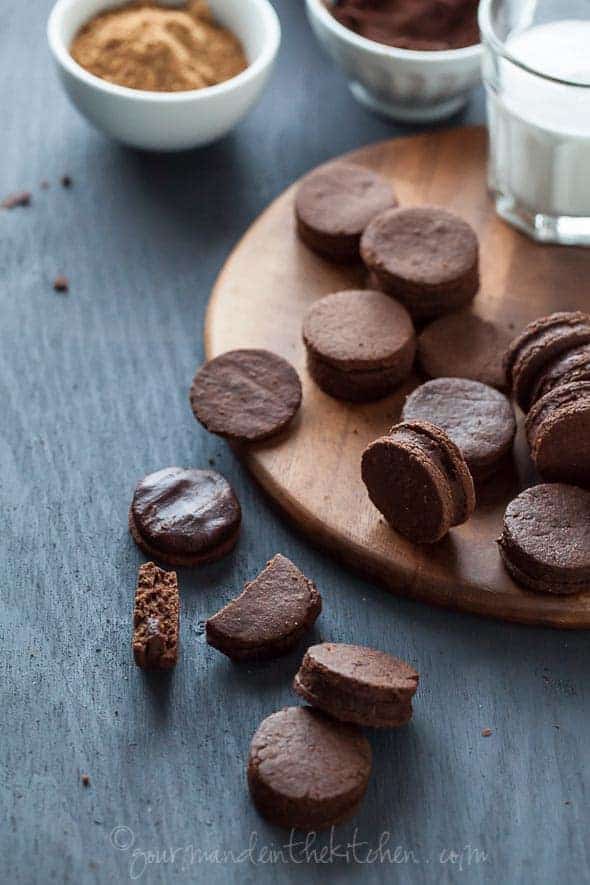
[61,175,73,188]
[53,276,69,293]
[481,728,493,737]
[81,773,91,786]
[2,191,31,209]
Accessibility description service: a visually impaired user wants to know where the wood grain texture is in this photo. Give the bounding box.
[205,127,590,629]
[2,3,589,885]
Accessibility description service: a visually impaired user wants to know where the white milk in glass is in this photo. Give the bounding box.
[488,20,590,225]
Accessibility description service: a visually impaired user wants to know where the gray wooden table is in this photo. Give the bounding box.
[1,3,588,883]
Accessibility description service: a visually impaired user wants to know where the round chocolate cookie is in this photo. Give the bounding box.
[189,349,302,442]
[504,311,590,412]
[361,420,476,544]
[402,378,516,482]
[206,554,322,661]
[498,484,590,595]
[129,467,241,567]
[530,343,590,404]
[293,642,419,728]
[525,382,590,488]
[360,206,479,321]
[417,311,512,390]
[295,163,397,262]
[302,289,416,401]
[247,706,372,830]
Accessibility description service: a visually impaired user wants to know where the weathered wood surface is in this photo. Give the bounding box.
[1,3,588,884]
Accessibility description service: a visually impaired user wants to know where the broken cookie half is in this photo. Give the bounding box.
[133,562,180,670]
[206,554,321,661]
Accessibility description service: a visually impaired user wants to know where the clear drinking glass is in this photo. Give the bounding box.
[479,0,590,245]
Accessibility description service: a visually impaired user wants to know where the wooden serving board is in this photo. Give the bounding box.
[205,126,590,629]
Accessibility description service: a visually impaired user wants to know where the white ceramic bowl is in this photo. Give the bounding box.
[305,0,482,123]
[47,0,281,151]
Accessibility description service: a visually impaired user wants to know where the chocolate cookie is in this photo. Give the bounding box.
[504,311,590,412]
[525,382,590,488]
[247,706,372,830]
[189,349,302,442]
[129,467,241,567]
[293,643,419,728]
[417,311,512,390]
[302,289,416,401]
[401,378,516,482]
[206,554,322,660]
[498,484,590,595]
[133,562,179,670]
[361,420,476,543]
[295,163,397,262]
[530,343,590,404]
[360,206,479,321]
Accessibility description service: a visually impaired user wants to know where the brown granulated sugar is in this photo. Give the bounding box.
[70,0,248,92]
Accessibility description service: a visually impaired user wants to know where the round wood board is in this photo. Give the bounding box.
[205,126,590,629]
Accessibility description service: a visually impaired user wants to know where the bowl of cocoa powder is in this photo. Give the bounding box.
[305,0,482,123]
[47,0,280,151]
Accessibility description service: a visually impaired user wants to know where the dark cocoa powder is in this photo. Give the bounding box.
[330,0,480,51]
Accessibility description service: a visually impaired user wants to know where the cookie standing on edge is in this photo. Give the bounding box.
[402,378,516,482]
[189,349,302,442]
[361,420,476,543]
[206,554,322,660]
[503,311,590,412]
[417,311,512,390]
[525,382,590,488]
[133,562,179,670]
[129,467,241,567]
[498,484,590,595]
[293,643,419,728]
[247,707,372,830]
[302,289,416,402]
[360,206,479,321]
[295,163,397,262]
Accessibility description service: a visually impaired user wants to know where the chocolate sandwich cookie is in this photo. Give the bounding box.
[503,311,590,412]
[247,706,372,830]
[293,643,419,728]
[530,343,590,404]
[401,378,516,482]
[206,554,322,660]
[133,562,179,670]
[129,467,241,567]
[361,420,476,543]
[498,484,590,595]
[295,163,397,262]
[417,311,512,390]
[360,206,479,321]
[525,382,590,488]
[189,349,302,442]
[302,289,416,401]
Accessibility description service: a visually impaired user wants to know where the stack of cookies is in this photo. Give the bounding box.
[495,312,590,595]
[504,311,590,487]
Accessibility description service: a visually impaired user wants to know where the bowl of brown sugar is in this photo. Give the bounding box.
[47,0,281,150]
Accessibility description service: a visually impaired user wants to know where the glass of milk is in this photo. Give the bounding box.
[479,0,590,245]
